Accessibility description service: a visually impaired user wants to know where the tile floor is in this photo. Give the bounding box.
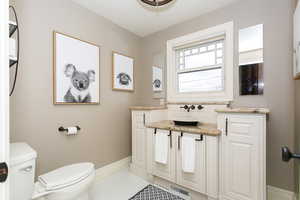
[90,168,149,200]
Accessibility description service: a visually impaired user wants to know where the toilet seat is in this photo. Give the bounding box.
[32,162,95,199]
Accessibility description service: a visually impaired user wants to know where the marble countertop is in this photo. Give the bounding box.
[129,106,167,110]
[215,107,270,114]
[146,120,221,136]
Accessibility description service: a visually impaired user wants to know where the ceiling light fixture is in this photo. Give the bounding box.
[140,0,174,7]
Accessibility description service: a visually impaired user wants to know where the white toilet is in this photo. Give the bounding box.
[10,143,95,200]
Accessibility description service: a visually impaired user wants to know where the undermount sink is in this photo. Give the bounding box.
[173,120,199,127]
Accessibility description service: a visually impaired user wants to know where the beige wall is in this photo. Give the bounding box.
[138,0,297,191]
[9,0,142,176]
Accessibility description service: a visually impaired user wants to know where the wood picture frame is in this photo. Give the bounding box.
[294,2,300,80]
[112,52,135,92]
[53,31,100,105]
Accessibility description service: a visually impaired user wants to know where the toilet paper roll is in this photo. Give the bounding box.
[67,127,78,135]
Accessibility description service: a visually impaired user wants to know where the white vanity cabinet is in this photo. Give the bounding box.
[130,108,167,177]
[131,107,267,200]
[176,133,206,194]
[147,129,219,198]
[217,112,267,200]
[131,111,147,173]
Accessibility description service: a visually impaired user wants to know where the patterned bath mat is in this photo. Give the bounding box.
[129,185,185,200]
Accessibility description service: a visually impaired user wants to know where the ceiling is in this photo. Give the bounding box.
[72,0,240,37]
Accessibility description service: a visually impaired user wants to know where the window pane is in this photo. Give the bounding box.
[192,49,198,54]
[178,68,223,92]
[217,42,223,49]
[184,50,191,56]
[185,51,216,69]
[217,58,223,64]
[180,57,184,64]
[208,44,215,50]
[200,47,207,52]
[217,50,223,57]
[175,39,225,93]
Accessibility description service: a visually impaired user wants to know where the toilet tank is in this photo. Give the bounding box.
[10,143,37,200]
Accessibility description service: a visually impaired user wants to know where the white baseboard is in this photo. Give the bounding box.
[95,156,131,180]
[267,185,296,200]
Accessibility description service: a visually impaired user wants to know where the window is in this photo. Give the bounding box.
[176,40,224,93]
[167,22,234,103]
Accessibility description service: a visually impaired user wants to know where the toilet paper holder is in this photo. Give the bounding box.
[58,126,81,132]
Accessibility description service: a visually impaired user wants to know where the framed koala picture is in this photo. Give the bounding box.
[53,31,100,104]
[112,52,134,92]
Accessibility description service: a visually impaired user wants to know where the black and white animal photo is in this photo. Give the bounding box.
[117,72,132,86]
[64,64,95,103]
[153,79,161,88]
[113,52,134,91]
[54,32,100,104]
[152,66,163,92]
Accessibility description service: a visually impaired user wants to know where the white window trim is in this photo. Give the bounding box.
[167,21,234,103]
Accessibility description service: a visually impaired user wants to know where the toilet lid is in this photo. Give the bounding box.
[38,162,94,191]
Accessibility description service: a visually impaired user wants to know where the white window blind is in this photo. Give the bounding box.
[175,39,225,93]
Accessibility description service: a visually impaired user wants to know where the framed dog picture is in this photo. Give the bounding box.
[53,31,100,104]
[112,52,134,92]
[152,66,163,92]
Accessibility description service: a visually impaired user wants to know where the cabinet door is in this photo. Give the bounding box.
[152,129,176,182]
[132,111,147,169]
[176,133,206,194]
[220,114,263,200]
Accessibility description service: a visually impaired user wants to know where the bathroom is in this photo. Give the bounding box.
[0,0,299,199]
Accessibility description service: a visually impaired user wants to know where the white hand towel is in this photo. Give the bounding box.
[155,131,169,164]
[181,135,196,173]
